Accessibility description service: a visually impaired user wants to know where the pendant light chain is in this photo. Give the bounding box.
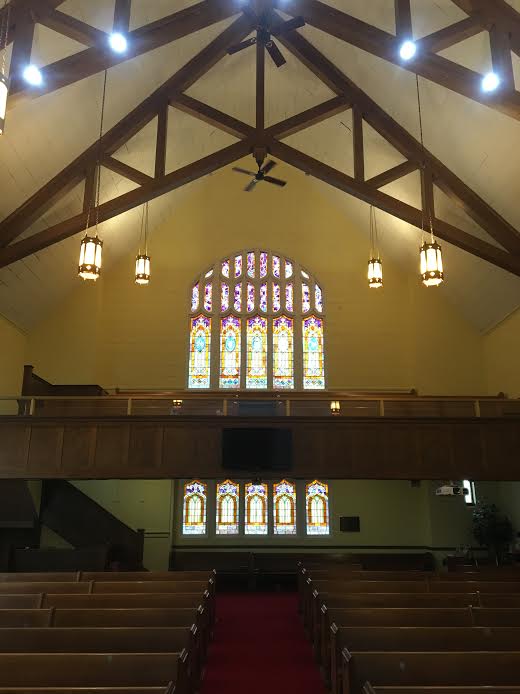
[415,73,426,243]
[94,69,108,233]
[1,1,9,76]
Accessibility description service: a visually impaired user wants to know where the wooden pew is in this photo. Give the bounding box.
[342,651,520,694]
[0,594,42,608]
[364,684,520,694]
[42,592,207,609]
[0,572,79,582]
[0,609,52,626]
[81,571,215,582]
[0,689,172,694]
[0,582,90,594]
[0,653,186,690]
[92,581,210,594]
[331,627,520,694]
[53,607,202,628]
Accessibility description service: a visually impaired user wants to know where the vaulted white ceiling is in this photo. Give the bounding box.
[0,0,519,332]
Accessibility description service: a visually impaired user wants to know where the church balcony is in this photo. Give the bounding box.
[0,391,518,480]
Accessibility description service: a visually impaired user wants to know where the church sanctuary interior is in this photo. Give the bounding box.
[1,0,520,692]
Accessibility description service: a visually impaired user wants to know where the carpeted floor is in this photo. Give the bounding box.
[200,592,327,694]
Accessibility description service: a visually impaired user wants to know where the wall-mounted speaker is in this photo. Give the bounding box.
[340,516,360,532]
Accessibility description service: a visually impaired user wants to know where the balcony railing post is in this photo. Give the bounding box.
[285,399,291,417]
[474,399,481,418]
[29,398,36,416]
[379,399,385,417]
[127,398,133,416]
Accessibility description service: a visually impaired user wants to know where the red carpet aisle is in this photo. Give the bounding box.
[201,593,327,694]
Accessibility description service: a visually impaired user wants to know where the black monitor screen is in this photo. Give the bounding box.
[222,428,292,471]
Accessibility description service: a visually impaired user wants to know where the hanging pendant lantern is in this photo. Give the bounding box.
[78,235,103,280]
[420,239,443,286]
[367,205,383,288]
[368,257,383,288]
[135,252,151,285]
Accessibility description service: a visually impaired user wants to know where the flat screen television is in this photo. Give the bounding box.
[222,427,292,471]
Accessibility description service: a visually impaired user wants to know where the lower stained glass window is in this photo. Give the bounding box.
[220,315,241,388]
[302,315,325,390]
[246,316,268,389]
[216,480,239,535]
[273,315,294,389]
[245,482,268,535]
[273,480,296,535]
[183,480,207,535]
[188,315,211,389]
[306,480,329,535]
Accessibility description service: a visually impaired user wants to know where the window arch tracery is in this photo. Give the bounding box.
[182,480,207,535]
[306,480,329,535]
[188,250,325,390]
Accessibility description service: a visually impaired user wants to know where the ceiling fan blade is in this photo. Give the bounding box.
[232,167,257,176]
[265,40,286,67]
[261,160,277,175]
[244,179,259,192]
[272,16,305,37]
[228,36,256,55]
[264,176,287,187]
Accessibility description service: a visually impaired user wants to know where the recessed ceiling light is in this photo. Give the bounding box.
[22,65,43,86]
[109,32,128,54]
[481,72,500,92]
[399,40,417,61]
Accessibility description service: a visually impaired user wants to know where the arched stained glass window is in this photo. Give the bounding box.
[188,315,211,389]
[183,480,207,535]
[273,480,296,535]
[306,480,329,535]
[216,480,239,535]
[245,482,268,535]
[188,251,325,389]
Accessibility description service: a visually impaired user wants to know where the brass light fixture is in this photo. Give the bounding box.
[0,1,10,135]
[330,400,341,415]
[367,205,383,288]
[135,201,151,285]
[415,75,444,287]
[79,70,108,281]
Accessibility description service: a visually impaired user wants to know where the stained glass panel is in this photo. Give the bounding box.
[222,259,230,278]
[204,282,212,311]
[188,315,211,389]
[245,482,268,535]
[306,480,329,535]
[260,283,267,312]
[235,255,242,278]
[301,269,309,279]
[315,284,323,312]
[216,480,239,535]
[273,255,281,278]
[285,283,294,312]
[303,315,325,390]
[234,283,242,311]
[273,480,296,535]
[302,283,310,313]
[191,283,199,313]
[273,315,294,389]
[183,480,207,535]
[221,282,229,312]
[260,252,268,278]
[273,283,281,312]
[285,260,293,278]
[219,315,241,389]
[247,252,255,278]
[247,283,255,312]
[246,316,268,389]
[205,269,213,278]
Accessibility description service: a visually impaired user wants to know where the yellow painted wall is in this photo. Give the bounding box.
[484,308,520,397]
[26,166,485,394]
[0,314,26,413]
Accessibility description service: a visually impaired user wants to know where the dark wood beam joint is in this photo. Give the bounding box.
[352,105,364,182]
[155,102,169,179]
[394,0,413,38]
[113,0,132,35]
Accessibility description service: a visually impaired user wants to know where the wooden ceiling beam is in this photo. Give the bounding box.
[265,96,351,139]
[7,0,241,109]
[269,138,520,277]
[155,102,169,180]
[365,160,418,189]
[416,17,482,54]
[394,0,413,39]
[102,157,154,187]
[113,0,132,35]
[450,0,520,56]
[0,139,253,269]
[170,94,255,139]
[34,9,108,48]
[0,13,255,247]
[275,0,520,121]
[278,29,520,255]
[0,0,66,46]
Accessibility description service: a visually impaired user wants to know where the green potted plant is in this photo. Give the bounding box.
[472,500,513,565]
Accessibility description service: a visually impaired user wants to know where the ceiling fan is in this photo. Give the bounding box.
[232,160,287,192]
[227,12,305,67]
